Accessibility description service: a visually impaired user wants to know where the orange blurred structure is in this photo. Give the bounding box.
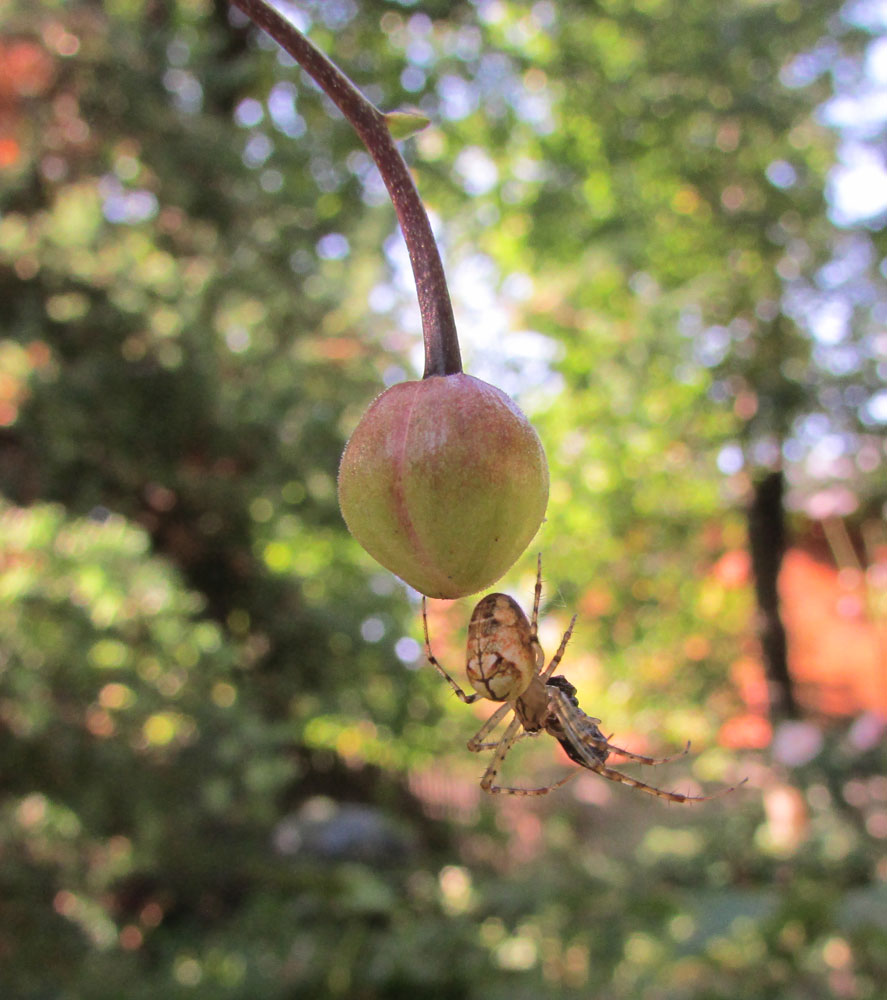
[724,542,887,749]
[781,548,887,718]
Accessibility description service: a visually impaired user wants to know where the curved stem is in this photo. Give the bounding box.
[230,0,462,378]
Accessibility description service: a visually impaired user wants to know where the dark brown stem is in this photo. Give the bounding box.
[230,0,462,378]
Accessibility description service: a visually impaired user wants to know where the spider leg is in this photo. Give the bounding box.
[480,715,579,795]
[528,554,545,672]
[603,740,692,766]
[422,597,479,704]
[580,762,702,802]
[552,692,745,802]
[540,614,578,681]
[479,715,521,791]
[471,730,538,750]
[485,770,579,796]
[548,688,687,765]
[531,553,543,636]
[467,702,512,751]
[581,763,748,803]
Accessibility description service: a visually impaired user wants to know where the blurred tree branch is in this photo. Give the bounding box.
[748,470,798,720]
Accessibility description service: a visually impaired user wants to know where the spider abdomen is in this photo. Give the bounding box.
[466,593,538,701]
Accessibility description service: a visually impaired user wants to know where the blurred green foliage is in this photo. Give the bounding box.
[1,0,886,997]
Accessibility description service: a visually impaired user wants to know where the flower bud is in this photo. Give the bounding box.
[338,374,548,598]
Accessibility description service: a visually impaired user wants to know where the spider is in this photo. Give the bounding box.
[421,557,743,801]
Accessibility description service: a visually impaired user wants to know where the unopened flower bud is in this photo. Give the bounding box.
[338,374,548,598]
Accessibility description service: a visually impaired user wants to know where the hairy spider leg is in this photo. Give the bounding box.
[546,685,691,765]
[540,614,578,682]
[562,710,693,766]
[530,554,543,643]
[605,740,692,766]
[466,702,512,751]
[532,553,543,623]
[470,729,537,751]
[421,596,479,704]
[479,714,579,796]
[469,695,550,750]
[550,689,739,803]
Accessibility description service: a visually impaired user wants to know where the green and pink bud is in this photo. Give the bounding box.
[338,374,549,598]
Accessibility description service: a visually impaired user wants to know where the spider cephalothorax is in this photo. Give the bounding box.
[422,556,743,801]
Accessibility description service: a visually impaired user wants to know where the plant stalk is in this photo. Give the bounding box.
[230,0,462,378]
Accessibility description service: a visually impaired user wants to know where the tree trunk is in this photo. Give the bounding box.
[747,470,799,719]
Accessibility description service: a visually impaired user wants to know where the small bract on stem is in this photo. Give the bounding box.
[423,556,747,800]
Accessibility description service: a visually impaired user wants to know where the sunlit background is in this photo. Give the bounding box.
[1,0,886,997]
